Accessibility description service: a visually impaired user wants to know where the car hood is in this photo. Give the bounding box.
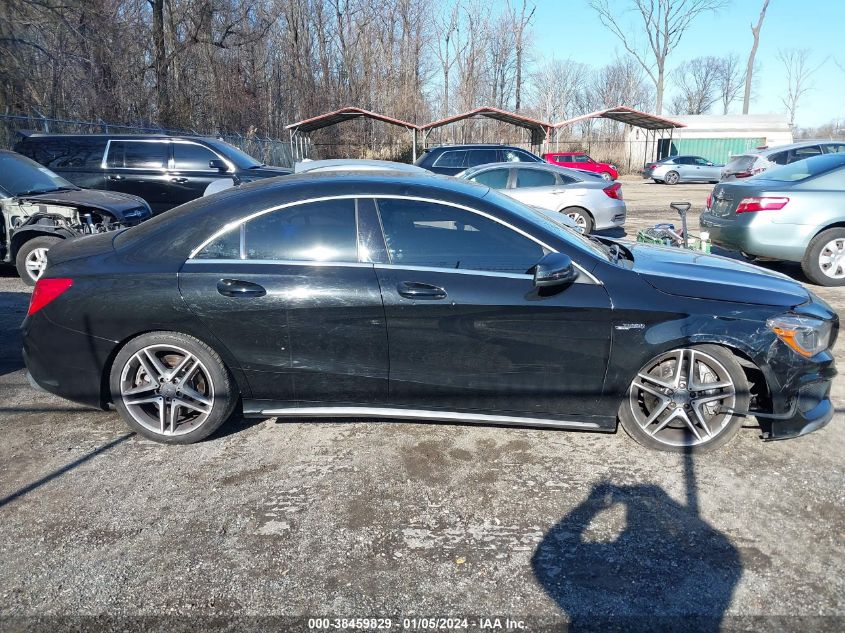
[629,243,809,307]
[19,188,151,219]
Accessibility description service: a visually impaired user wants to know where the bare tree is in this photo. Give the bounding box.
[715,54,744,114]
[509,0,535,111]
[778,48,824,126]
[671,56,721,114]
[529,58,589,123]
[589,0,725,114]
[742,0,769,115]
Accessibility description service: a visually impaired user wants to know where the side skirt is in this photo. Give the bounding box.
[243,402,615,433]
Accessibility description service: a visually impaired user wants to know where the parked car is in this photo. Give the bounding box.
[0,149,151,284]
[414,144,543,176]
[14,133,291,214]
[294,159,432,174]
[23,172,837,452]
[457,162,625,234]
[543,152,618,181]
[642,155,723,184]
[720,141,845,181]
[701,153,845,287]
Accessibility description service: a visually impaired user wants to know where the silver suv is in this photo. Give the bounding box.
[721,141,845,181]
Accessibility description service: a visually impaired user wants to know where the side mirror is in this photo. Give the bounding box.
[534,252,579,288]
[706,162,714,166]
[209,159,229,172]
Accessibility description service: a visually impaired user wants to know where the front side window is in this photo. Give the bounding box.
[557,155,573,163]
[693,157,711,166]
[503,149,540,163]
[106,141,168,169]
[574,155,591,163]
[376,198,545,273]
[470,168,509,189]
[823,144,845,154]
[432,150,467,168]
[173,143,220,170]
[515,169,557,188]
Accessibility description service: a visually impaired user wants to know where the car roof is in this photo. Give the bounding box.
[19,133,220,142]
[461,161,592,179]
[546,151,587,155]
[740,140,845,157]
[427,144,529,151]
[294,159,430,174]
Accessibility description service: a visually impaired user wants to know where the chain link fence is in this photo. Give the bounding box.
[0,113,295,167]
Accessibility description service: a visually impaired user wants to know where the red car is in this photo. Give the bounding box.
[543,152,618,181]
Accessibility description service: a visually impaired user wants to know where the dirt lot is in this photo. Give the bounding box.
[1,178,843,632]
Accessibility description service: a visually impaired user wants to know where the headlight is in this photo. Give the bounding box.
[766,315,832,358]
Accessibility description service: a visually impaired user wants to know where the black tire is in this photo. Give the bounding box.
[15,235,62,286]
[110,331,239,444]
[560,206,594,235]
[664,171,680,185]
[801,228,845,286]
[618,344,750,453]
[653,178,663,184]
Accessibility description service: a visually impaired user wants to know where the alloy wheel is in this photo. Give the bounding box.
[119,344,214,437]
[665,171,679,185]
[600,172,612,181]
[627,348,736,448]
[818,237,845,279]
[25,248,49,282]
[565,211,588,233]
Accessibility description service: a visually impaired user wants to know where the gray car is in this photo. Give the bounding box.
[457,162,626,234]
[642,155,723,185]
[700,153,845,286]
[720,140,845,181]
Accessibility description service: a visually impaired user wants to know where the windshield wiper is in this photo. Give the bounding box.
[17,186,77,196]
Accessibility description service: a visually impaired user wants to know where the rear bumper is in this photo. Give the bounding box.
[593,201,627,231]
[699,211,814,261]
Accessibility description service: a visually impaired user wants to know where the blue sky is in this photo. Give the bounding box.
[530,0,843,127]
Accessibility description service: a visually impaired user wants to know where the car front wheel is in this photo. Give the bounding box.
[802,228,845,286]
[110,331,239,444]
[15,235,62,286]
[618,345,749,453]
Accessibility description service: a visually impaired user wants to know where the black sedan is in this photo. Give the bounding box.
[22,172,838,452]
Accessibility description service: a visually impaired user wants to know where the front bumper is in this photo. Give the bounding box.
[757,378,836,441]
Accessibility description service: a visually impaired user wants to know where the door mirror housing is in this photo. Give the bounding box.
[533,252,579,288]
[209,159,229,172]
[706,161,714,166]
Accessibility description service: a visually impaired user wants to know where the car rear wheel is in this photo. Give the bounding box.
[110,331,238,444]
[802,228,845,286]
[599,171,612,181]
[618,345,749,453]
[15,235,62,286]
[664,171,680,185]
[561,207,594,234]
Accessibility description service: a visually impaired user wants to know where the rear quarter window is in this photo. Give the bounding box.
[17,137,107,169]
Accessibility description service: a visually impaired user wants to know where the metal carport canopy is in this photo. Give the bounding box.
[552,106,685,131]
[285,107,421,161]
[420,106,553,148]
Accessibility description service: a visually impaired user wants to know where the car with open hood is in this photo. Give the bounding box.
[22,172,837,452]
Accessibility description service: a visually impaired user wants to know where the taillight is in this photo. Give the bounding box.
[647,164,656,170]
[706,193,713,208]
[734,171,752,178]
[603,182,623,199]
[736,197,790,214]
[28,278,73,316]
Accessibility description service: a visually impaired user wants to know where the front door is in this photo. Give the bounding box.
[178,197,389,405]
[371,197,612,419]
[169,141,229,206]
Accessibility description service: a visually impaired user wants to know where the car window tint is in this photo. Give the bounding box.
[432,150,467,168]
[470,168,509,188]
[244,199,357,262]
[376,198,545,273]
[503,149,540,163]
[195,226,241,259]
[173,143,219,170]
[515,169,557,187]
[768,151,788,165]
[466,149,499,166]
[574,155,590,163]
[823,144,845,154]
[107,141,168,169]
[20,138,106,169]
[693,157,710,166]
[790,146,821,162]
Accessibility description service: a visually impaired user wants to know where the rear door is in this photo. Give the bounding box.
[104,139,173,213]
[506,167,562,208]
[179,197,389,406]
[371,196,612,418]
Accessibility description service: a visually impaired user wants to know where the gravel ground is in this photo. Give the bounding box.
[1,179,843,632]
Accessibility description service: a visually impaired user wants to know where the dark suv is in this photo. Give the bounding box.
[415,144,543,175]
[14,133,291,214]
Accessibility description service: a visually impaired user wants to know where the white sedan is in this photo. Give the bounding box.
[457,162,626,234]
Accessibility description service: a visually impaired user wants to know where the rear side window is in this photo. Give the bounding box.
[107,141,168,169]
[768,152,788,166]
[823,144,845,154]
[556,155,573,163]
[17,137,107,169]
[470,168,509,188]
[790,146,822,162]
[244,199,358,262]
[432,150,467,168]
[376,198,545,273]
[173,143,219,170]
[515,169,556,187]
[466,149,499,166]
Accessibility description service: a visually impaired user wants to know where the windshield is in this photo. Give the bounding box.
[753,154,845,183]
[481,187,610,260]
[0,153,77,197]
[205,139,264,169]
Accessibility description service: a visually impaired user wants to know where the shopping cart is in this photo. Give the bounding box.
[636,202,711,253]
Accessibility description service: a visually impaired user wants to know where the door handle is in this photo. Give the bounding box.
[217,279,266,298]
[171,177,189,183]
[397,281,447,300]
[107,175,123,181]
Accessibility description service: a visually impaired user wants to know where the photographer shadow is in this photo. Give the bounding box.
[532,450,741,632]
